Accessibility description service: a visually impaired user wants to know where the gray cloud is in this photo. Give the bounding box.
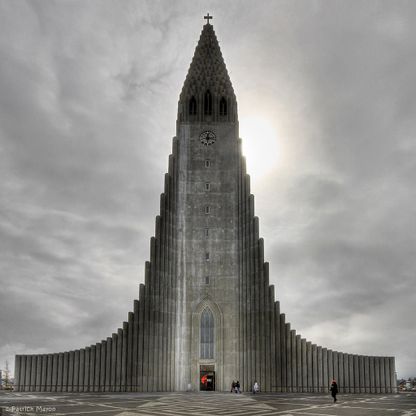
[0,0,415,380]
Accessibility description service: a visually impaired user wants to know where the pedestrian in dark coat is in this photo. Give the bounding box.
[231,380,236,393]
[330,379,338,403]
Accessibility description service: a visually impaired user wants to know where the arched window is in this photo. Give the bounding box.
[204,90,212,115]
[219,97,227,116]
[189,96,197,115]
[200,308,214,359]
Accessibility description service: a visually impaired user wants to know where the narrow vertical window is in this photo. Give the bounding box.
[205,252,210,261]
[204,90,212,115]
[205,228,209,238]
[205,276,210,285]
[189,96,197,115]
[205,182,211,191]
[219,97,227,116]
[200,308,214,359]
[205,205,210,214]
[205,159,211,168]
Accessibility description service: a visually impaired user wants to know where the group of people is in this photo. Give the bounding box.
[230,380,241,393]
[230,380,260,394]
[229,379,338,402]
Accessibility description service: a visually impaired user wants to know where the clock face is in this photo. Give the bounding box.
[199,130,216,146]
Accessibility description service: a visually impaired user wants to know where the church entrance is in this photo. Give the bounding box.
[200,365,215,391]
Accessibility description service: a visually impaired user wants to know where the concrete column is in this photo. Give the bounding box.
[296,335,302,393]
[63,351,70,392]
[248,189,255,390]
[327,350,333,388]
[269,289,276,392]
[142,262,151,392]
[19,356,26,392]
[148,237,156,392]
[84,347,90,392]
[343,353,349,393]
[258,238,267,391]
[389,357,396,393]
[14,355,21,392]
[375,357,381,393]
[68,351,74,392]
[312,344,317,392]
[338,352,344,393]
[30,355,37,391]
[252,216,261,386]
[274,302,281,392]
[348,354,354,393]
[35,355,42,392]
[94,343,101,392]
[127,313,134,392]
[138,286,145,392]
[332,352,338,389]
[301,339,307,392]
[322,348,328,393]
[57,353,63,392]
[89,345,96,392]
[369,357,375,393]
[384,357,391,393]
[161,181,170,392]
[79,349,85,393]
[51,354,58,392]
[161,199,169,392]
[380,357,386,393]
[111,333,117,392]
[306,342,312,392]
[73,350,80,392]
[132,300,139,392]
[152,217,161,393]
[358,355,365,393]
[100,341,106,392]
[317,347,323,393]
[364,356,370,393]
[264,265,272,392]
[105,338,112,392]
[116,328,123,391]
[280,314,286,392]
[291,330,297,392]
[285,323,292,392]
[353,355,359,394]
[40,355,47,392]
[122,322,128,391]
[24,355,31,392]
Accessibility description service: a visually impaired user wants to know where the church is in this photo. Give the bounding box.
[15,16,395,394]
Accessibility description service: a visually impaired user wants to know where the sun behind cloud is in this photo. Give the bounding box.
[240,116,280,180]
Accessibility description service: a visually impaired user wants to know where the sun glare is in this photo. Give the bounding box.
[240,116,280,180]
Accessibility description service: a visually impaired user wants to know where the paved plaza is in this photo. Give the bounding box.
[0,391,415,416]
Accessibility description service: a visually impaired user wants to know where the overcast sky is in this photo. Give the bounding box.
[1,0,415,380]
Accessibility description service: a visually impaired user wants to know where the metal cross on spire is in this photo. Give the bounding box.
[204,13,213,24]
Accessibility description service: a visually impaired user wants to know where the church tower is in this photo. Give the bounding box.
[14,16,396,394]
[174,17,240,391]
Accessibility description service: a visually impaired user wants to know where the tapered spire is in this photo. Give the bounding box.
[177,19,237,123]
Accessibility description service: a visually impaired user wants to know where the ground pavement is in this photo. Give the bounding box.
[0,391,415,416]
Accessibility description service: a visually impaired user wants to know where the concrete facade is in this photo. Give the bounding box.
[15,21,395,393]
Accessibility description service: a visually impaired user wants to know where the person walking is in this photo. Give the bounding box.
[253,381,260,394]
[236,380,241,393]
[231,380,236,393]
[330,379,338,403]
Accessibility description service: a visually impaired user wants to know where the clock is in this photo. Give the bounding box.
[199,130,216,146]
